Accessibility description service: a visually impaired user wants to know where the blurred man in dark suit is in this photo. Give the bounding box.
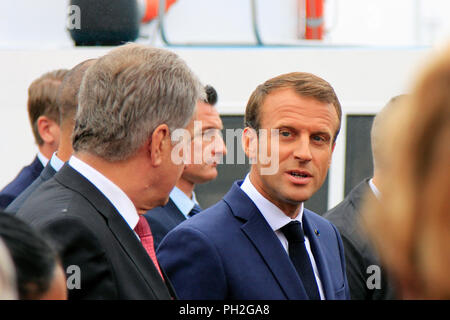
[0,69,68,208]
[145,85,227,248]
[324,96,403,299]
[17,44,204,299]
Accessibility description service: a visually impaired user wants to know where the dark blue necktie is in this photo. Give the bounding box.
[280,221,321,300]
[188,203,202,217]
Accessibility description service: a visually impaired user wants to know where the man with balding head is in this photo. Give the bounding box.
[324,96,403,299]
[6,59,96,214]
[17,44,204,299]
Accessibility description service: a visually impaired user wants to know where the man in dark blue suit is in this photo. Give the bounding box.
[157,72,350,300]
[6,60,96,214]
[0,69,68,209]
[145,85,227,248]
[0,157,43,209]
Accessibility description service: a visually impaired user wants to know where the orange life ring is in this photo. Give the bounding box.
[305,0,324,40]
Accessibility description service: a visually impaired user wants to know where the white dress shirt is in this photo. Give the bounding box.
[49,152,65,172]
[169,186,199,219]
[68,156,139,236]
[240,174,325,299]
[368,178,381,199]
[36,151,49,167]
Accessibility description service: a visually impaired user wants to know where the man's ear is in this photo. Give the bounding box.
[242,127,258,162]
[148,124,170,166]
[37,116,60,145]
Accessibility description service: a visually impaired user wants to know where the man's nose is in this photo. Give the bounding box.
[213,135,227,156]
[293,136,312,162]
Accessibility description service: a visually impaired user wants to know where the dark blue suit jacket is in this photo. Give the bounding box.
[157,180,350,300]
[0,156,43,209]
[5,163,57,214]
[145,198,187,249]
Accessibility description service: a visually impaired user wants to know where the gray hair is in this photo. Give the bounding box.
[73,43,204,161]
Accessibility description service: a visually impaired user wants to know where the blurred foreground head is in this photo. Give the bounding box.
[0,237,17,299]
[363,44,450,299]
[0,213,67,300]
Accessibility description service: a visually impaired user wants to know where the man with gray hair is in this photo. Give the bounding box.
[324,96,404,299]
[17,43,204,299]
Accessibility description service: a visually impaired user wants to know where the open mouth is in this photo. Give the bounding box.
[288,170,312,178]
[286,170,313,185]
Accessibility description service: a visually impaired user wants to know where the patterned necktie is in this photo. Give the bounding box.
[188,203,202,217]
[280,221,321,300]
[134,215,164,279]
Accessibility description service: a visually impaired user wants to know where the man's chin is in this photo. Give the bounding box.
[139,196,170,213]
[189,170,218,184]
[282,189,313,205]
[160,196,170,206]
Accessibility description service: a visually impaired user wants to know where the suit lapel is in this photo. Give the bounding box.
[165,198,187,226]
[55,164,172,299]
[302,211,335,299]
[30,156,44,180]
[224,182,308,300]
[349,179,372,209]
[105,211,173,299]
[40,163,57,181]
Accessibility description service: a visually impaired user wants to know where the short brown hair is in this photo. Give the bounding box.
[27,69,69,145]
[57,60,96,127]
[245,72,342,141]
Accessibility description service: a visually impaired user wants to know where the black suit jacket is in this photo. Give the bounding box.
[324,179,396,299]
[16,163,175,300]
[0,156,43,209]
[145,198,187,249]
[6,163,57,214]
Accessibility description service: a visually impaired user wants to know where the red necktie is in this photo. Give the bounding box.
[134,215,164,279]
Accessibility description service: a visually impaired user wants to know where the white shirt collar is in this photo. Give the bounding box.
[68,156,139,231]
[368,178,381,199]
[169,186,196,219]
[36,151,49,167]
[49,152,65,172]
[240,174,304,231]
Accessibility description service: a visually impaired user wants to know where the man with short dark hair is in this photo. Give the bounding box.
[145,85,227,248]
[0,69,68,209]
[157,72,350,300]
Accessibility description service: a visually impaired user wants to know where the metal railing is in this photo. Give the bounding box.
[157,0,264,46]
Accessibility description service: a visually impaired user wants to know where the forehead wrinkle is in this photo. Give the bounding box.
[267,107,335,134]
[196,110,223,130]
[260,90,338,137]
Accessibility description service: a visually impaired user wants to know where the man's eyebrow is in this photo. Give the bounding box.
[313,130,332,136]
[273,125,297,131]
